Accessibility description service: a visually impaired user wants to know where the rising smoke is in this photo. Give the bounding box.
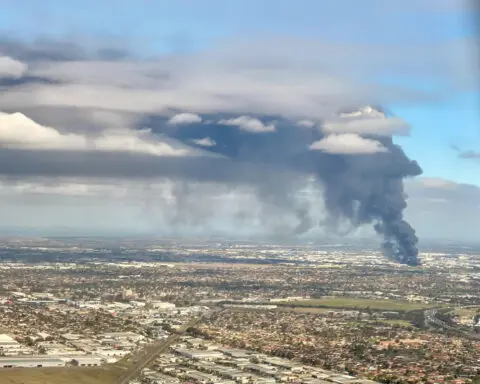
[145,109,423,266]
[0,38,423,265]
[0,109,423,265]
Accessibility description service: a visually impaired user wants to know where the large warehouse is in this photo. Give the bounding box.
[0,356,65,368]
[0,334,32,355]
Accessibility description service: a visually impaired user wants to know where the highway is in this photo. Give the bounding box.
[117,309,219,384]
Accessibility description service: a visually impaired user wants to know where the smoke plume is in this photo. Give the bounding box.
[0,38,424,265]
[144,109,423,266]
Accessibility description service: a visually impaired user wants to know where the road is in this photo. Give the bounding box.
[117,309,220,384]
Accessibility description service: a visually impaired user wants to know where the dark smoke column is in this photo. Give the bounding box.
[372,176,421,266]
[316,107,423,266]
[156,105,422,265]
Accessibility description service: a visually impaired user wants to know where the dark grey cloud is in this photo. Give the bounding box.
[451,144,480,160]
[0,37,131,63]
[0,148,284,184]
[0,37,87,62]
[0,37,426,265]
[0,107,422,265]
[0,75,60,88]
[459,150,480,159]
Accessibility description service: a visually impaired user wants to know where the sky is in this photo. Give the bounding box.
[0,0,478,246]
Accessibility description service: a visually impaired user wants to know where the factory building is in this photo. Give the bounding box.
[173,348,224,361]
[70,356,103,367]
[98,331,144,343]
[150,301,176,311]
[0,356,65,368]
[0,334,32,355]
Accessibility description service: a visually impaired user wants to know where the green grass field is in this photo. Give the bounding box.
[448,307,480,318]
[275,307,332,314]
[0,359,131,384]
[0,366,123,384]
[280,297,440,311]
[377,319,413,327]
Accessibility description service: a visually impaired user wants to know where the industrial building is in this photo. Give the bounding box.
[0,334,32,355]
[150,301,176,311]
[0,334,19,350]
[0,356,65,368]
[98,331,144,343]
[70,356,102,367]
[173,348,224,361]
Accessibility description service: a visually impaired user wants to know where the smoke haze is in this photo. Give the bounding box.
[0,37,428,265]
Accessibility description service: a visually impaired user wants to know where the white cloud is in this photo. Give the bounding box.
[192,137,216,147]
[297,120,315,128]
[0,56,27,79]
[92,129,191,156]
[0,111,191,156]
[218,116,275,133]
[323,116,410,136]
[1,32,473,126]
[8,181,111,197]
[0,111,85,149]
[309,133,388,154]
[338,106,385,118]
[419,177,457,189]
[168,112,202,125]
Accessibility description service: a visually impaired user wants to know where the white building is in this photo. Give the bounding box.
[0,356,65,368]
[173,348,224,361]
[0,334,19,350]
[61,333,81,341]
[99,331,144,343]
[0,334,32,355]
[70,356,103,367]
[151,301,176,311]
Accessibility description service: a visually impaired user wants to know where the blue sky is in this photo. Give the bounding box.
[394,92,480,184]
[0,0,477,185]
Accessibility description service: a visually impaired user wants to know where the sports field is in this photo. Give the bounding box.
[280,297,440,311]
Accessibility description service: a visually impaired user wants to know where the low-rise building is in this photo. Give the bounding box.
[70,356,103,367]
[0,356,65,368]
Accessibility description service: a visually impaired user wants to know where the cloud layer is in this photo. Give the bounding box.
[1,176,477,244]
[0,37,436,264]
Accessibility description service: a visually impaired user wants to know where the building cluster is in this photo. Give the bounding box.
[136,335,381,384]
[0,287,210,371]
[197,309,480,383]
[0,238,480,383]
[0,331,110,368]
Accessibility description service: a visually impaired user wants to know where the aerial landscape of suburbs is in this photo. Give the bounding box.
[0,0,478,383]
[0,238,479,384]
